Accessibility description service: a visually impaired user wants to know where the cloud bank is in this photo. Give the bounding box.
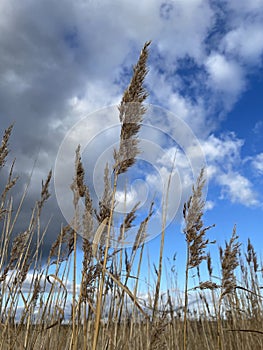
[1,0,263,255]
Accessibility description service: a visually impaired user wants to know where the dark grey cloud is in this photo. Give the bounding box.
[0,1,96,258]
[0,0,158,260]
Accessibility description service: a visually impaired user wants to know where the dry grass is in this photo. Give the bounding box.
[0,42,262,349]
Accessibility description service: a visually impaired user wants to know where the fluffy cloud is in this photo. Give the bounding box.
[217,172,259,206]
[226,0,263,15]
[221,24,263,64]
[204,200,215,211]
[251,153,263,175]
[201,133,244,165]
[199,133,260,207]
[205,53,245,103]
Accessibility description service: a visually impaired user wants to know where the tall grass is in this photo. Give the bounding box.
[0,42,262,350]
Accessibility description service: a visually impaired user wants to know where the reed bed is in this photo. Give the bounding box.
[0,42,262,350]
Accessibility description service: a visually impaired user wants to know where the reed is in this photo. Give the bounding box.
[0,42,262,350]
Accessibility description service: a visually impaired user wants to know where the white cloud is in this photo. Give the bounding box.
[227,0,263,14]
[197,133,259,208]
[115,179,149,213]
[167,93,209,136]
[205,53,245,96]
[204,200,215,211]
[136,129,262,212]
[198,134,261,207]
[222,24,263,64]
[217,172,259,206]
[251,153,263,175]
[253,121,263,134]
[205,164,218,180]
[156,0,214,61]
[201,133,244,166]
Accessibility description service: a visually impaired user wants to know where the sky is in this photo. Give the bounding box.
[0,0,263,290]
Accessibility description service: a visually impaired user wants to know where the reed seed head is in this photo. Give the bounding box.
[0,124,13,169]
[183,168,215,268]
[220,225,241,297]
[114,41,151,175]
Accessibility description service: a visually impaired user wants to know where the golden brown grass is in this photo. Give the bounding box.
[0,42,262,349]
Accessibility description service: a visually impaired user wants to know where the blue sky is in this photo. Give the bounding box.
[0,0,263,292]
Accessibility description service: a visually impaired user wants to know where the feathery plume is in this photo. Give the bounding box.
[183,168,215,268]
[0,124,13,169]
[113,41,151,175]
[95,163,112,224]
[220,225,241,297]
